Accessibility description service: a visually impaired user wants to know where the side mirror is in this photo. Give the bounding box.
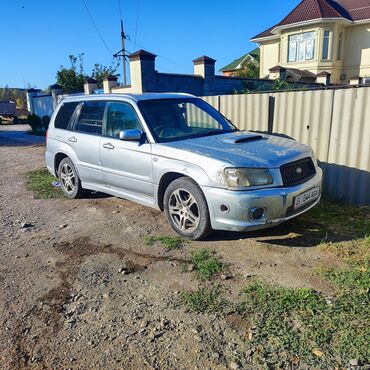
[119,129,142,141]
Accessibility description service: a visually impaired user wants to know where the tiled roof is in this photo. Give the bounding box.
[251,25,277,40]
[251,0,370,40]
[317,71,332,76]
[49,83,62,89]
[335,0,370,20]
[219,48,260,72]
[288,68,318,78]
[128,50,157,61]
[85,77,98,84]
[279,0,347,25]
[193,56,216,65]
[269,65,317,78]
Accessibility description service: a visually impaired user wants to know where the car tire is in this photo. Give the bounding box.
[58,157,85,199]
[164,177,213,240]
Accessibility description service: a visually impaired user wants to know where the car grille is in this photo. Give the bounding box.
[280,158,316,187]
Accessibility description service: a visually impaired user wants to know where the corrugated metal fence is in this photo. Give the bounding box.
[202,86,370,205]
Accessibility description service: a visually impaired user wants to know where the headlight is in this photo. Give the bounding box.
[223,168,273,187]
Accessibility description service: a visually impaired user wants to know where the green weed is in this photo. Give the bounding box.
[144,235,186,250]
[318,237,370,290]
[25,169,62,199]
[300,201,370,238]
[237,281,369,368]
[188,249,224,280]
[179,286,226,313]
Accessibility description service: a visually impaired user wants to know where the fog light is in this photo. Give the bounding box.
[249,207,264,220]
[220,204,230,213]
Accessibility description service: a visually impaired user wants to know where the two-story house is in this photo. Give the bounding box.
[251,0,370,84]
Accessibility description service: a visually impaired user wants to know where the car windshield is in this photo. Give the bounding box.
[138,98,236,143]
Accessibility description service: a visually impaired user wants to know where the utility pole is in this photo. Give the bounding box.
[121,20,127,86]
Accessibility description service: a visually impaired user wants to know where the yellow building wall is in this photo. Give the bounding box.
[257,21,370,83]
[259,40,280,77]
[343,23,370,80]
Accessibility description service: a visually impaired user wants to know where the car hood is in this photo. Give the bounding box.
[157,131,312,168]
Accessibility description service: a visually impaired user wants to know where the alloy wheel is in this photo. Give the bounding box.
[168,188,200,233]
[60,163,76,194]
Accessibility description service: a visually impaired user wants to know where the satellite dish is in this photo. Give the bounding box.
[340,74,347,81]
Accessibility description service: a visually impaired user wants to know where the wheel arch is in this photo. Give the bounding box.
[52,139,81,175]
[54,152,68,175]
[155,161,212,211]
[157,172,186,211]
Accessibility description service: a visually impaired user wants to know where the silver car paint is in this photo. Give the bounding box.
[46,93,322,232]
[100,137,153,197]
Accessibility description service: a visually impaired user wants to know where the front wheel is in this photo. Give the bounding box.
[58,157,85,199]
[164,177,213,240]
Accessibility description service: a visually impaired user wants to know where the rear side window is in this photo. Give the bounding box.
[74,101,106,135]
[54,102,78,130]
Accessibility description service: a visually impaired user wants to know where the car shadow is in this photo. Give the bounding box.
[207,217,354,248]
[86,191,112,199]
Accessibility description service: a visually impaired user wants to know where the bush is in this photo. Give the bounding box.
[27,113,42,133]
[42,115,50,131]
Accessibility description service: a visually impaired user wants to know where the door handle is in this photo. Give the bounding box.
[103,142,115,150]
[68,136,77,143]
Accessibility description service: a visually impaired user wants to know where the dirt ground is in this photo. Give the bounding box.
[0,133,344,369]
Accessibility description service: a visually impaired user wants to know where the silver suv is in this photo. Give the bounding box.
[46,93,322,240]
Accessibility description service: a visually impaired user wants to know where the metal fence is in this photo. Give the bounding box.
[202,86,370,206]
[32,95,54,118]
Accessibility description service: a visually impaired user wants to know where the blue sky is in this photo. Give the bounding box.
[0,0,299,89]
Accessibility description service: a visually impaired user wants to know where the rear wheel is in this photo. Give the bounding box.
[58,157,85,199]
[164,177,213,240]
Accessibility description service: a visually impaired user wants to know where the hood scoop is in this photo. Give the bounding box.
[223,133,264,144]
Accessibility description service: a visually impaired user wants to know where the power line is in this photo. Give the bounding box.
[115,0,190,73]
[134,0,140,49]
[125,38,191,72]
[124,45,176,74]
[81,0,113,56]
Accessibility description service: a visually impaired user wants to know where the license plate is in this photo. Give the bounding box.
[294,187,320,209]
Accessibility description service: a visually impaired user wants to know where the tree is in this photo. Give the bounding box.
[56,54,120,93]
[234,60,260,79]
[56,54,85,93]
[272,79,291,91]
[0,86,26,108]
[91,61,120,88]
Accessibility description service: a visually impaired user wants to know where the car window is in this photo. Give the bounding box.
[103,102,141,138]
[74,101,106,135]
[185,103,221,129]
[138,98,235,143]
[54,102,79,130]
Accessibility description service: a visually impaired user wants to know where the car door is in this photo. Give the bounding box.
[100,101,153,197]
[68,100,106,185]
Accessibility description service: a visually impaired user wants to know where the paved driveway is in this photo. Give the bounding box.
[0,124,45,146]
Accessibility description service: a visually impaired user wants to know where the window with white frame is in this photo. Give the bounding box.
[288,32,315,62]
[322,30,331,60]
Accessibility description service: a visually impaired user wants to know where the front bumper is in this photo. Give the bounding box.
[202,168,322,232]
